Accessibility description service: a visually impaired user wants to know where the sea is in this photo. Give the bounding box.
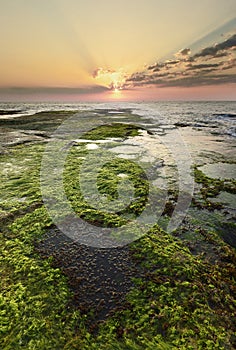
[0,101,236,138]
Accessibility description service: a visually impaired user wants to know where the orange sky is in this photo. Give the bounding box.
[0,0,235,101]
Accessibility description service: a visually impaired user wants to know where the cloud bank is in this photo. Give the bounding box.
[0,85,109,96]
[123,33,236,89]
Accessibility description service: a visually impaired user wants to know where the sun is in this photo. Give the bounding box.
[111,85,122,98]
[92,68,126,96]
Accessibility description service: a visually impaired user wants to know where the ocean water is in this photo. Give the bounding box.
[0,101,236,137]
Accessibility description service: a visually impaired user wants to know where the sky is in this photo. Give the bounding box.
[0,0,235,101]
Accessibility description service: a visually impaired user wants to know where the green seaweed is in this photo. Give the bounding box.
[1,119,236,349]
[2,208,235,349]
[83,123,141,140]
[63,146,149,227]
[192,166,236,210]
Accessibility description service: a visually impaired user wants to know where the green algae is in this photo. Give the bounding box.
[192,166,236,211]
[83,123,141,140]
[2,208,235,349]
[0,111,77,132]
[0,117,236,349]
[63,146,149,227]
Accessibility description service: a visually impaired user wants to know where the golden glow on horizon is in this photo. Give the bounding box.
[111,86,122,99]
[93,68,127,91]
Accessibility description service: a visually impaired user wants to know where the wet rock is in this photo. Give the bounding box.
[0,109,23,115]
[35,227,142,323]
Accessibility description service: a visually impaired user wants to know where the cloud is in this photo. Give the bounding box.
[147,62,164,71]
[159,74,236,87]
[147,60,180,71]
[92,67,127,91]
[164,59,180,65]
[213,51,231,58]
[128,74,236,88]
[221,57,236,70]
[92,67,115,78]
[193,33,236,59]
[126,73,147,82]
[175,48,191,57]
[186,63,221,70]
[123,32,236,90]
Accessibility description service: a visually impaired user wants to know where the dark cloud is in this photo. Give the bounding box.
[126,73,147,82]
[0,85,109,95]
[152,66,162,72]
[160,74,236,87]
[221,58,236,70]
[125,71,172,86]
[193,34,236,59]
[132,74,236,88]
[213,51,231,58]
[187,63,221,70]
[195,68,222,74]
[123,30,236,89]
[123,32,236,90]
[147,60,179,71]
[147,63,164,71]
[152,72,172,78]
